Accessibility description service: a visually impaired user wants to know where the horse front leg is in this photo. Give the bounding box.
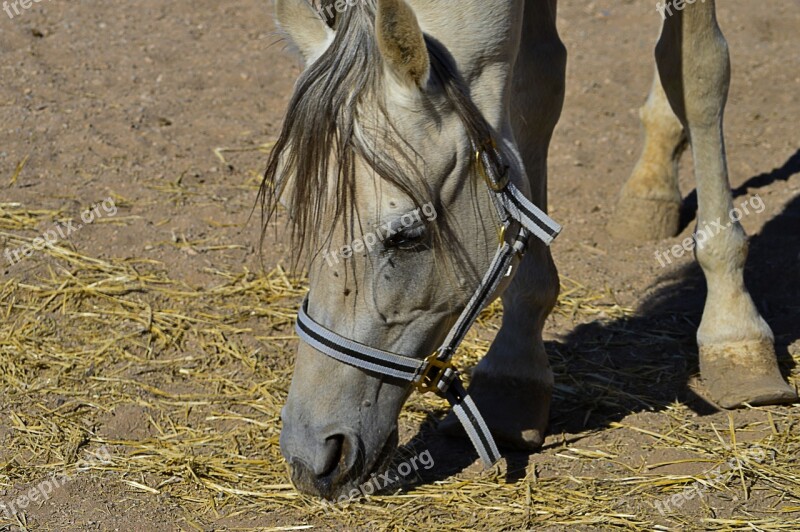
[656,0,796,407]
[441,0,565,450]
[465,245,560,450]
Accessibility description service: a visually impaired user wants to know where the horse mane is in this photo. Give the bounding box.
[259,0,498,279]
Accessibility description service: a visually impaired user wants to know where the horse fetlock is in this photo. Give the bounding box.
[699,339,797,408]
[694,224,748,275]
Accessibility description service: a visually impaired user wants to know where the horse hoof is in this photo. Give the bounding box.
[439,372,551,452]
[607,195,681,242]
[700,339,798,408]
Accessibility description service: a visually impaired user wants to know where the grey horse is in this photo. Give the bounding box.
[262,0,796,500]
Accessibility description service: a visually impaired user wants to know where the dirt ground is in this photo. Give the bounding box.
[1,0,799,530]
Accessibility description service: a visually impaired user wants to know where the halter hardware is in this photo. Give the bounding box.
[414,353,457,396]
[294,134,562,468]
[497,223,508,245]
[476,142,510,192]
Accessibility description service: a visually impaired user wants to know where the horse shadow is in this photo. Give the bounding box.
[397,148,800,488]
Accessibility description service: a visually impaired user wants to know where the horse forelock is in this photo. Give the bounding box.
[260,0,493,280]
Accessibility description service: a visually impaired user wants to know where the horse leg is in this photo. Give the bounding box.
[441,0,565,450]
[608,69,687,241]
[656,0,796,407]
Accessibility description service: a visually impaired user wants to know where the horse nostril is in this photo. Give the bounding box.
[318,434,345,478]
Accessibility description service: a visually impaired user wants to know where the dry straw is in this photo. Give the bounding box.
[1,201,798,530]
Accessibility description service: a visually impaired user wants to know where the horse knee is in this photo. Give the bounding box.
[500,246,559,336]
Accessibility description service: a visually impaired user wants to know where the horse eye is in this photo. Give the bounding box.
[384,225,427,250]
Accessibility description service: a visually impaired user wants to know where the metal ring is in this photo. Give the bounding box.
[476,149,510,192]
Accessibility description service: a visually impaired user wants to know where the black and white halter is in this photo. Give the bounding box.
[295,140,561,467]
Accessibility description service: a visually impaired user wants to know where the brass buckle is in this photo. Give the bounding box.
[475,140,510,192]
[415,353,455,396]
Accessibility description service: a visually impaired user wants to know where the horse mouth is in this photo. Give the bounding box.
[335,427,399,500]
[368,427,400,486]
[289,428,400,501]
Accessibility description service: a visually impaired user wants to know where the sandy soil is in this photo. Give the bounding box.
[1,0,799,530]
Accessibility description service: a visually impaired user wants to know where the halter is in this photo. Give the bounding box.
[295,139,561,467]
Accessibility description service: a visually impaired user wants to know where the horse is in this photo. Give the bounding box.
[262,0,797,500]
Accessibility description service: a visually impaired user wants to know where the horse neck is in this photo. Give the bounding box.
[409,0,524,129]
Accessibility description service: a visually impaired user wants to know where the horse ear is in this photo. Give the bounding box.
[376,0,430,88]
[275,0,334,64]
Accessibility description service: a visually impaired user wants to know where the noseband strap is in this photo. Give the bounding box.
[295,141,561,467]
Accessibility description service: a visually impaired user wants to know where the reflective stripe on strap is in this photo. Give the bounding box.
[499,183,561,246]
[448,380,502,466]
[474,138,561,245]
[437,239,518,360]
[296,299,424,382]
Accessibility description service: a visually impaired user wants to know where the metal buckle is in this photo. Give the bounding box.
[415,353,456,396]
[475,139,510,192]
